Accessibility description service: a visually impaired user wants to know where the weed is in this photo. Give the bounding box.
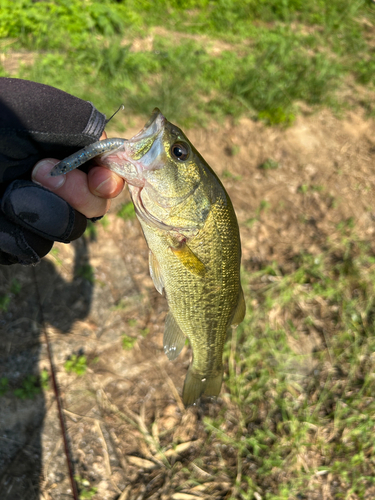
[64,355,88,376]
[226,145,241,156]
[258,200,271,214]
[122,334,137,350]
[100,217,110,229]
[204,231,375,497]
[259,158,279,170]
[0,278,22,312]
[0,294,10,312]
[141,327,149,337]
[9,279,21,295]
[85,220,98,241]
[0,377,8,396]
[355,58,375,86]
[117,202,136,220]
[75,476,97,499]
[112,299,129,311]
[50,247,63,266]
[76,264,95,283]
[258,108,296,126]
[245,200,271,227]
[2,2,375,496]
[13,375,41,399]
[4,0,374,127]
[222,170,242,180]
[40,369,50,390]
[299,183,325,194]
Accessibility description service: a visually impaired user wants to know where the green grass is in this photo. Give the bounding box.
[76,264,95,283]
[0,377,9,396]
[122,334,137,350]
[0,278,21,312]
[64,354,88,376]
[0,294,10,312]
[1,372,48,399]
[1,0,374,125]
[84,220,98,241]
[259,159,279,170]
[13,375,42,399]
[203,228,375,498]
[74,476,98,500]
[117,201,136,220]
[2,2,375,496]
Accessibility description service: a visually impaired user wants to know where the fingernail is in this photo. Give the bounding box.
[32,159,66,190]
[94,176,118,197]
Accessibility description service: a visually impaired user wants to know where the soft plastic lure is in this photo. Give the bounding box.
[50,138,126,176]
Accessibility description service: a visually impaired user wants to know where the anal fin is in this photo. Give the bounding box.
[163,312,186,360]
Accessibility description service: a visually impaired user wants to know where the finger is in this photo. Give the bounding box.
[32,159,110,219]
[88,166,125,198]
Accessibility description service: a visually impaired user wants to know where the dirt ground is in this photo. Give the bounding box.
[1,108,375,500]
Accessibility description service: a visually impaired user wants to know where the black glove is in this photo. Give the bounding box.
[0,78,106,265]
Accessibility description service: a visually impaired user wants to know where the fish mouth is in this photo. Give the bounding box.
[102,109,197,236]
[131,108,166,144]
[101,108,166,186]
[125,108,166,163]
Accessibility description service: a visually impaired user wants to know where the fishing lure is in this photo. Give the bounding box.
[50,138,126,176]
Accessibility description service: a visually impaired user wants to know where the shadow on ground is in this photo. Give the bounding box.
[0,238,93,500]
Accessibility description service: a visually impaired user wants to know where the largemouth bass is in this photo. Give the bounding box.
[51,109,246,406]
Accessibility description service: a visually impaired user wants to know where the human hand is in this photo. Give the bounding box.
[31,133,125,219]
[1,154,125,266]
[0,78,125,265]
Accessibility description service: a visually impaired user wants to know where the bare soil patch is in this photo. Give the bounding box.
[1,108,375,499]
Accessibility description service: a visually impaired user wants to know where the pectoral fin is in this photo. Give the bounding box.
[163,312,186,360]
[149,251,164,294]
[231,287,246,326]
[171,243,206,278]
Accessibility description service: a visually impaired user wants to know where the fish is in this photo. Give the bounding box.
[51,109,246,406]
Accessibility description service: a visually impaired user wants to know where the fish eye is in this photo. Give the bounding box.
[171,142,190,161]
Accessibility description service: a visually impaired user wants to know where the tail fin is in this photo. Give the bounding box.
[182,368,223,407]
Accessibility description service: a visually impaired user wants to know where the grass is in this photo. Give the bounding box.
[0,278,21,312]
[75,476,97,499]
[13,375,42,399]
[64,354,88,376]
[259,159,279,170]
[0,1,374,125]
[1,2,375,497]
[76,264,95,283]
[117,201,136,220]
[203,228,375,498]
[122,334,137,350]
[0,377,8,396]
